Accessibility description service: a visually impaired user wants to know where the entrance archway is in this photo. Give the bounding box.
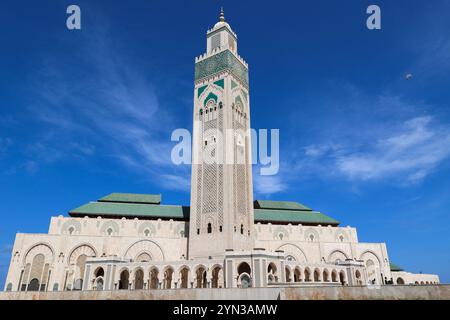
[179,267,189,289]
[28,278,40,291]
[149,268,159,289]
[196,266,207,288]
[119,270,129,290]
[237,262,252,288]
[211,266,222,288]
[134,269,144,290]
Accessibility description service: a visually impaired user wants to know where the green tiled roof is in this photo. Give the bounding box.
[390,263,404,272]
[69,194,339,225]
[98,193,161,204]
[70,201,188,219]
[254,200,312,211]
[254,209,338,225]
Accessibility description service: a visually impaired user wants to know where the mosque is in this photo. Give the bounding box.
[3,10,439,293]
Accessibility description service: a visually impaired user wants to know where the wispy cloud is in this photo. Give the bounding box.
[22,26,189,191]
[269,80,450,191]
[254,174,288,196]
[297,114,450,185]
[335,116,450,183]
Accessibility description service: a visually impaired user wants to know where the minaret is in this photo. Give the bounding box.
[189,10,254,259]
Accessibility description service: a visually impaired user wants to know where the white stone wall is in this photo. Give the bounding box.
[3,215,438,292]
[391,271,440,285]
[4,216,188,292]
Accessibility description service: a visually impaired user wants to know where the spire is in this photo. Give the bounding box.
[219,7,225,22]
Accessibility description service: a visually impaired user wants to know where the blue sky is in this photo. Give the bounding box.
[0,0,449,286]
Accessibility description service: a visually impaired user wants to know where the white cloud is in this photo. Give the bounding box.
[23,28,190,191]
[254,174,288,195]
[305,116,450,184]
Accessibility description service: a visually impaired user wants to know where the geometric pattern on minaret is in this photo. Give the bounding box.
[189,9,255,259]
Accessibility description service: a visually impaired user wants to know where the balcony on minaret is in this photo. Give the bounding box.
[206,8,238,54]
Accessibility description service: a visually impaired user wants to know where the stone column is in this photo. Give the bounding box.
[253,259,261,287]
[225,259,234,288]
[279,260,285,283]
[83,265,91,291]
[105,264,112,291]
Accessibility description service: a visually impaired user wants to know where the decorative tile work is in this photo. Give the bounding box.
[197,85,208,98]
[195,50,249,88]
[214,79,225,89]
[203,92,218,107]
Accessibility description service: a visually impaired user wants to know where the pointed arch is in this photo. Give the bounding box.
[327,249,349,264]
[124,240,165,261]
[276,243,308,264]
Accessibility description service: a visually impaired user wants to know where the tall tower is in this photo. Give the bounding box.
[189,9,254,259]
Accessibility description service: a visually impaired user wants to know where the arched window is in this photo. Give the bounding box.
[314,269,320,282]
[150,268,159,289]
[28,254,46,291]
[355,270,362,285]
[331,270,338,282]
[179,267,189,289]
[267,263,277,283]
[95,267,104,278]
[304,268,311,282]
[238,262,251,276]
[285,267,291,282]
[28,278,40,291]
[119,270,129,290]
[294,268,302,282]
[207,223,212,234]
[136,252,151,263]
[286,255,296,262]
[107,228,113,236]
[309,234,315,242]
[163,268,174,289]
[237,262,251,288]
[135,269,144,290]
[211,266,222,288]
[68,227,75,235]
[195,267,207,288]
[144,229,150,237]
